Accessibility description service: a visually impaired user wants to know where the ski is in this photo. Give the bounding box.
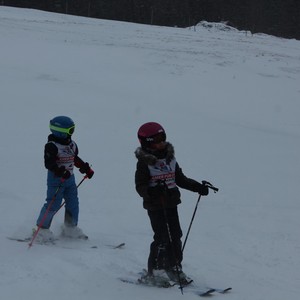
[172,278,231,296]
[197,287,232,296]
[120,277,175,288]
[197,288,216,296]
[7,237,125,250]
[114,242,126,249]
[7,236,56,245]
[7,237,31,243]
[120,276,217,296]
[106,242,126,249]
[119,269,176,289]
[186,286,232,297]
[119,270,229,297]
[212,287,232,294]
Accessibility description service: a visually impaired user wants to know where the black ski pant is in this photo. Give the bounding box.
[147,206,183,274]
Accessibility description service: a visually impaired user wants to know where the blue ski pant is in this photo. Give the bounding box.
[36,172,79,229]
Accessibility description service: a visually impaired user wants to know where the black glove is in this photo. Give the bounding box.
[79,162,94,179]
[148,185,165,197]
[54,165,71,179]
[196,183,209,196]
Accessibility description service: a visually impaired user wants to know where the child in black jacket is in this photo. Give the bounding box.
[135,122,209,285]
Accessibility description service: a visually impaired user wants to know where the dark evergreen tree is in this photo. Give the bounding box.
[1,0,299,39]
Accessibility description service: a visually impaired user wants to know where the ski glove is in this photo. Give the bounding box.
[196,183,209,196]
[79,162,94,179]
[54,165,71,179]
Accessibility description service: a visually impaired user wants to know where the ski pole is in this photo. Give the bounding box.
[182,181,219,253]
[77,174,89,188]
[28,178,65,248]
[181,193,201,253]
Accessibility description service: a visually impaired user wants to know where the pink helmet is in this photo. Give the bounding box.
[137,122,166,148]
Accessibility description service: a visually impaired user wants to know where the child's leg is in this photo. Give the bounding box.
[166,207,183,268]
[36,173,65,228]
[63,175,79,226]
[147,210,170,272]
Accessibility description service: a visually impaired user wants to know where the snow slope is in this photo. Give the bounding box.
[0,6,300,300]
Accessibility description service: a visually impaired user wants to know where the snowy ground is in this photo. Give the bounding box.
[0,6,300,300]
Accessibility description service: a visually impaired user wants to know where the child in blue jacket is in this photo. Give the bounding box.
[35,116,94,242]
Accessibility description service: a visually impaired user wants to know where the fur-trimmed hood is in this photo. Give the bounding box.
[134,142,175,165]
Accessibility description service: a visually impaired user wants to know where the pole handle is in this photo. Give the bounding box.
[202,180,219,192]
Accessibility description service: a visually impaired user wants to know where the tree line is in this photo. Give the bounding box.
[2,0,299,39]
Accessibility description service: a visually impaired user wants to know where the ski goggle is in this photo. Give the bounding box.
[146,132,166,144]
[49,124,75,135]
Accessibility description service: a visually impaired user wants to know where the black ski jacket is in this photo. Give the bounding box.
[135,143,202,211]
